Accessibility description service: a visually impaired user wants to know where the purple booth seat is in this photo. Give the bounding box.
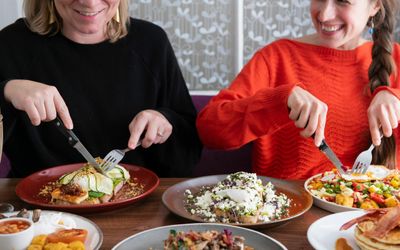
[191,95,252,177]
[0,154,10,177]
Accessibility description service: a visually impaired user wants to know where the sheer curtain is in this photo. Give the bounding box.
[0,0,22,30]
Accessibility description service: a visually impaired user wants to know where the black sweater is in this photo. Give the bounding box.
[0,18,202,177]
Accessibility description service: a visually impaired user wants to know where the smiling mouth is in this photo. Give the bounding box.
[321,23,343,32]
[75,9,103,17]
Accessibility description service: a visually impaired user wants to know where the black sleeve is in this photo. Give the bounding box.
[144,29,202,177]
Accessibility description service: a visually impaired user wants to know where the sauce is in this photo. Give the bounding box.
[335,237,353,250]
[0,220,31,234]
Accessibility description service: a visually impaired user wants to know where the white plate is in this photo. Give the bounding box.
[112,223,287,250]
[304,174,360,213]
[5,210,102,250]
[307,210,365,250]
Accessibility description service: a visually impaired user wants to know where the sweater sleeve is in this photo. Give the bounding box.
[372,86,400,100]
[196,51,302,150]
[144,30,202,177]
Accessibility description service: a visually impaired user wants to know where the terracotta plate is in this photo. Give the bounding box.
[16,163,159,213]
[162,175,312,228]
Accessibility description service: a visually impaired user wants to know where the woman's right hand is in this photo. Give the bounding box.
[287,86,328,146]
[4,80,73,128]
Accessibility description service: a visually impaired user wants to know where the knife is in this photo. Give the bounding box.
[318,139,347,176]
[52,117,105,174]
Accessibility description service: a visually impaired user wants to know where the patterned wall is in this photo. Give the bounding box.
[130,0,400,91]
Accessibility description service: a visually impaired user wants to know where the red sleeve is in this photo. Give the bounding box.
[372,86,400,100]
[196,51,303,150]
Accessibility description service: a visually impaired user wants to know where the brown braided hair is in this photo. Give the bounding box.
[369,0,399,168]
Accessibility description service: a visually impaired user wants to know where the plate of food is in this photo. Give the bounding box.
[304,165,400,213]
[112,222,287,250]
[162,172,312,228]
[307,210,364,250]
[16,163,160,213]
[308,206,400,250]
[2,208,102,249]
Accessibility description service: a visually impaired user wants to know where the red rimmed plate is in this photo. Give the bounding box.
[162,175,312,228]
[16,163,159,213]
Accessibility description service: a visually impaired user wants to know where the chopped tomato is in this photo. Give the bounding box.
[370,193,385,205]
[47,229,88,244]
[352,182,365,192]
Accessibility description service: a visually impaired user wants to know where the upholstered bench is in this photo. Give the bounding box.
[191,95,252,177]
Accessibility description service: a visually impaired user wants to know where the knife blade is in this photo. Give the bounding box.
[52,117,105,174]
[318,139,347,175]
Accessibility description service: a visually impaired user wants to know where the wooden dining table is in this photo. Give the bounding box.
[0,178,331,250]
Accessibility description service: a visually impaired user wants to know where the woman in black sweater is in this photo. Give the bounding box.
[0,0,202,177]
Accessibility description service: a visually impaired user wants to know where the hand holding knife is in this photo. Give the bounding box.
[52,117,105,174]
[315,136,347,176]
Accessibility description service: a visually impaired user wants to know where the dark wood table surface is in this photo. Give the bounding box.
[0,178,330,250]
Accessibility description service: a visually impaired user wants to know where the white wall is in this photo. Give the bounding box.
[0,0,23,30]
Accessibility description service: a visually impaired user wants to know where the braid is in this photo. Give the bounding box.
[369,0,398,169]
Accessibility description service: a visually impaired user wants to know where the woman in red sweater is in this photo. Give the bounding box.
[197,0,400,179]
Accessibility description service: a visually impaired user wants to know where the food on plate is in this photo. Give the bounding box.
[28,233,86,250]
[28,211,87,250]
[340,206,400,249]
[306,165,400,209]
[0,209,90,250]
[339,165,392,182]
[39,161,145,205]
[335,238,352,250]
[185,172,291,223]
[0,219,31,234]
[163,229,254,250]
[46,228,88,243]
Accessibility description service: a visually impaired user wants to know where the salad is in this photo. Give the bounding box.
[163,229,254,250]
[185,172,291,223]
[307,166,400,209]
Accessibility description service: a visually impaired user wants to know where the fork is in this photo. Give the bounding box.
[351,130,384,174]
[350,143,375,174]
[100,141,141,172]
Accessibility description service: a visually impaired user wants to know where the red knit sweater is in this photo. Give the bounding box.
[196,39,400,179]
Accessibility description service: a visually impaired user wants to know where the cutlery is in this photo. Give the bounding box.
[316,139,347,176]
[350,144,374,174]
[52,117,105,174]
[100,140,141,172]
[351,131,383,174]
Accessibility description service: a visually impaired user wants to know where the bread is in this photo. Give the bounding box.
[51,187,88,205]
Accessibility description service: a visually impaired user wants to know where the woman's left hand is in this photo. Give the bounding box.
[127,110,173,149]
[368,90,400,145]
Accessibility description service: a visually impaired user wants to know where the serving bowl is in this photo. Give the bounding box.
[0,217,34,250]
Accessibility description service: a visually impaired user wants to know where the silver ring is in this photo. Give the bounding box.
[157,132,164,137]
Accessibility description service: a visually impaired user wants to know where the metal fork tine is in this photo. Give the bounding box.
[100,141,141,172]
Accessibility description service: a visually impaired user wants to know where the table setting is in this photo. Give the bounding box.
[1,138,399,249]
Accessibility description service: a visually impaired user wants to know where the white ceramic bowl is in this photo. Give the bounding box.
[304,174,359,213]
[0,217,34,250]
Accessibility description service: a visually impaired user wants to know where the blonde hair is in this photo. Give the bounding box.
[23,0,129,42]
